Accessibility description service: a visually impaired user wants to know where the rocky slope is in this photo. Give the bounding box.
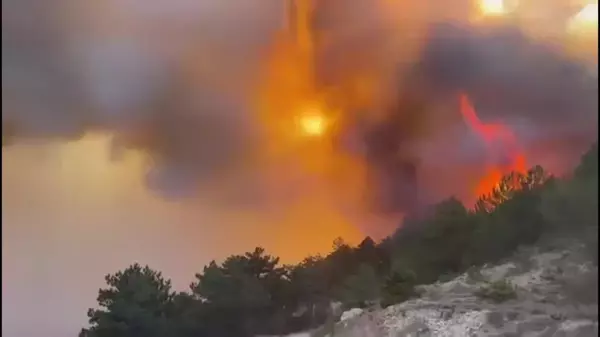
[326,242,598,337]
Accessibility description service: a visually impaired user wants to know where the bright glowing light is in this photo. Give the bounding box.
[479,0,505,16]
[299,113,326,136]
[574,3,598,25]
[567,2,598,35]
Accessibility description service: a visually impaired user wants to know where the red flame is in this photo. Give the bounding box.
[459,93,527,198]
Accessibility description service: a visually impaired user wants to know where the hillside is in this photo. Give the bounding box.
[78,142,598,337]
[325,240,597,337]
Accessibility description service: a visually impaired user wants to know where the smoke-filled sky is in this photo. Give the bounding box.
[2,134,370,337]
[2,1,598,336]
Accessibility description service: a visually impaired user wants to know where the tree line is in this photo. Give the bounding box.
[80,142,598,337]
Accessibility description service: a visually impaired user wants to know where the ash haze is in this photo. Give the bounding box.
[2,1,598,336]
[2,134,366,337]
[2,1,371,335]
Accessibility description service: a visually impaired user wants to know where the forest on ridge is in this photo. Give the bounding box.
[79,142,598,337]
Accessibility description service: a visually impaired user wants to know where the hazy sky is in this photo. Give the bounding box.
[2,134,370,337]
[2,127,592,337]
[1,2,377,335]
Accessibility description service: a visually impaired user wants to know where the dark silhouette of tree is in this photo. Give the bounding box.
[541,143,598,261]
[475,166,550,213]
[574,142,598,181]
[80,264,174,337]
[286,255,330,329]
[335,264,381,308]
[190,247,289,336]
[381,267,418,307]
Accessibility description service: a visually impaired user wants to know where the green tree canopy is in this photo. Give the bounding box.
[80,264,174,337]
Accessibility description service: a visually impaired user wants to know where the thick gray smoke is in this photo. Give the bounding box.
[384,22,598,206]
[2,0,284,198]
[409,22,598,167]
[313,9,597,208]
[416,22,597,125]
[3,0,597,203]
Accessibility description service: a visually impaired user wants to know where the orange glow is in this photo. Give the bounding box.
[574,2,598,25]
[250,1,369,249]
[568,2,598,35]
[478,0,506,16]
[459,93,527,198]
[298,108,327,136]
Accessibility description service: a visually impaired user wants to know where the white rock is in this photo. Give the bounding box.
[480,262,517,282]
[329,244,597,337]
[379,306,488,337]
[340,308,364,322]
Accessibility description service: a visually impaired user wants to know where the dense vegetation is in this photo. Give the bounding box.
[79,143,598,337]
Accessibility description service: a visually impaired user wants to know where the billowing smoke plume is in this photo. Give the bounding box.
[3,0,285,198]
[404,21,598,164]
[3,0,598,206]
[389,22,597,205]
[416,22,598,125]
[417,22,597,172]
[311,1,597,208]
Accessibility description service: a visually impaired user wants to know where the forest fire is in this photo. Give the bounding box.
[249,0,598,236]
[2,3,598,336]
[3,0,597,252]
[459,93,527,199]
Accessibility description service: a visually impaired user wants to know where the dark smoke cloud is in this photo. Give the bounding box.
[2,0,284,197]
[390,21,597,206]
[319,16,598,208]
[408,22,598,165]
[416,22,597,124]
[3,0,597,204]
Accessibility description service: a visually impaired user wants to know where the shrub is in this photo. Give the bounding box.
[381,268,418,307]
[541,178,598,232]
[466,167,552,267]
[390,198,476,284]
[540,143,598,263]
[573,142,598,181]
[334,264,381,308]
[475,279,517,303]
